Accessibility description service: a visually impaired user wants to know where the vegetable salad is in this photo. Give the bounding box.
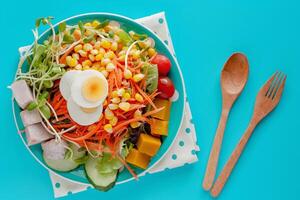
[13,17,176,191]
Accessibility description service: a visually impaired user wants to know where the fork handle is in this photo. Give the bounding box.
[203,109,230,190]
[210,121,257,197]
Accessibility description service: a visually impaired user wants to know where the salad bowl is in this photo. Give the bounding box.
[12,12,186,187]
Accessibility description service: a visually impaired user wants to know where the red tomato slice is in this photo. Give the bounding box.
[151,54,171,76]
[157,76,175,99]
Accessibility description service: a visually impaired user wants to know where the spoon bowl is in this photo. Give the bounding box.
[202,52,249,190]
[221,53,249,95]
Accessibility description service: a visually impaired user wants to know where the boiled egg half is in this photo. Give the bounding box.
[59,70,108,126]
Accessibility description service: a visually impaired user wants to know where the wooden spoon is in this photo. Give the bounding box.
[202,53,249,190]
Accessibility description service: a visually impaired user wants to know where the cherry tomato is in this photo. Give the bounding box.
[157,76,175,99]
[151,54,171,76]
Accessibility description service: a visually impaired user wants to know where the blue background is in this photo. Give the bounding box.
[1,0,299,199]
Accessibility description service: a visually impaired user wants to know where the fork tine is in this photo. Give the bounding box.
[272,74,287,100]
[270,72,284,99]
[264,72,279,96]
[266,72,281,97]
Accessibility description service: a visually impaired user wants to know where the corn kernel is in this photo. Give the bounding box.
[92,62,101,69]
[108,103,119,110]
[104,108,114,120]
[88,54,95,62]
[117,88,125,97]
[83,43,93,52]
[100,70,108,78]
[130,121,141,128]
[84,22,92,27]
[119,102,130,112]
[101,58,111,66]
[133,74,145,83]
[122,92,131,101]
[75,64,82,70]
[132,50,141,59]
[101,39,111,49]
[124,69,132,79]
[111,90,118,98]
[82,60,92,68]
[104,51,116,59]
[66,56,78,67]
[94,53,103,61]
[106,63,116,72]
[148,48,156,57]
[90,49,99,55]
[134,109,142,117]
[72,53,79,60]
[78,50,87,57]
[94,41,101,49]
[83,65,90,70]
[111,97,121,104]
[109,116,118,126]
[74,44,83,53]
[92,20,100,28]
[118,55,125,62]
[111,41,118,51]
[135,93,144,103]
[104,124,113,133]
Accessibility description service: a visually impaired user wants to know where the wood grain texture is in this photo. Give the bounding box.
[202,53,249,190]
[210,72,287,197]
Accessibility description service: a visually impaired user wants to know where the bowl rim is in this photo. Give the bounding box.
[12,12,187,186]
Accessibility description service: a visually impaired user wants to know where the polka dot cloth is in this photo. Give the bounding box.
[40,12,199,198]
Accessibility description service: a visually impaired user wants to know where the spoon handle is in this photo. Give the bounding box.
[210,121,257,197]
[203,109,229,190]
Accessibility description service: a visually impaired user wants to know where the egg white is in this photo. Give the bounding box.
[59,70,81,100]
[67,98,103,126]
[71,70,108,108]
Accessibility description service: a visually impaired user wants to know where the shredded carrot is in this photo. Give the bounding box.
[133,82,157,109]
[59,46,75,64]
[113,117,147,132]
[143,106,165,117]
[116,154,138,180]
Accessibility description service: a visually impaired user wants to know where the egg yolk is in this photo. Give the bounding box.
[82,76,105,102]
[80,107,98,113]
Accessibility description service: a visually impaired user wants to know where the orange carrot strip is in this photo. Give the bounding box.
[116,154,138,180]
[113,117,146,132]
[133,82,157,109]
[59,46,75,64]
[143,106,165,117]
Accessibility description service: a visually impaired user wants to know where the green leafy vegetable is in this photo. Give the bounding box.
[141,63,158,93]
[95,20,109,29]
[63,34,74,44]
[74,155,89,164]
[27,101,38,111]
[83,35,94,43]
[117,30,132,46]
[40,104,51,119]
[64,149,72,160]
[58,22,66,32]
[78,21,85,34]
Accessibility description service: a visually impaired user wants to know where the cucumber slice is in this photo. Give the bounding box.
[43,142,87,172]
[85,157,118,191]
[43,155,79,172]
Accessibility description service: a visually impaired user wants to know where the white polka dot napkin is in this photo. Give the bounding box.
[19,12,199,198]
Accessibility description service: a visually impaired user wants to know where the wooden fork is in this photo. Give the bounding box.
[210,72,287,197]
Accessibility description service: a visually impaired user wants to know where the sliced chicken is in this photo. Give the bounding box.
[25,123,53,146]
[41,139,68,160]
[20,109,42,127]
[11,80,34,109]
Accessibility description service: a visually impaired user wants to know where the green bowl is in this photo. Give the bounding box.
[12,13,186,186]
